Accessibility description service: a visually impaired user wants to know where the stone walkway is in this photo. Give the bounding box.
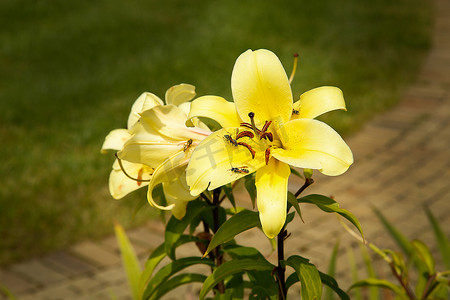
[1,0,450,298]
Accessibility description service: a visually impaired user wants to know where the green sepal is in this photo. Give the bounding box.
[114,223,141,300]
[284,255,322,300]
[199,259,274,300]
[148,273,206,300]
[142,257,214,300]
[349,278,408,299]
[298,194,364,239]
[165,200,213,259]
[204,210,260,257]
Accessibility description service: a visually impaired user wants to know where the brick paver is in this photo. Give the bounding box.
[1,0,449,298]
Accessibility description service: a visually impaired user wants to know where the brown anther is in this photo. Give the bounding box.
[265,148,271,165]
[237,142,256,159]
[236,130,254,140]
[137,168,144,186]
[260,132,273,142]
[261,120,272,133]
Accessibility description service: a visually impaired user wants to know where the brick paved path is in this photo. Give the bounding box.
[2,0,449,298]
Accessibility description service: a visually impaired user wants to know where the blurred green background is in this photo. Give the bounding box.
[0,0,432,265]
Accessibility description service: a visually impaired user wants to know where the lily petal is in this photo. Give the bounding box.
[163,176,196,219]
[101,129,131,153]
[128,92,164,130]
[119,121,184,168]
[187,96,241,128]
[147,151,190,210]
[109,159,151,199]
[292,86,346,120]
[165,83,196,106]
[255,159,291,239]
[140,105,211,141]
[232,49,293,126]
[186,128,265,196]
[272,119,353,176]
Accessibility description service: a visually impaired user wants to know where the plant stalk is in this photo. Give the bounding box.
[277,228,287,299]
[212,188,225,294]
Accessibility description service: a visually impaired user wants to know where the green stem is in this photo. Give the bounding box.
[212,188,225,294]
[294,177,314,198]
[277,228,287,300]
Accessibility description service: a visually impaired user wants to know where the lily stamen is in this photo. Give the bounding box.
[115,153,152,183]
[237,141,256,159]
[236,130,255,140]
[289,53,299,84]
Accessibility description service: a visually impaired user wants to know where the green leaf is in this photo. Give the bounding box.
[290,167,304,179]
[114,223,141,300]
[199,259,274,300]
[139,235,198,294]
[285,255,322,300]
[412,239,435,274]
[350,278,408,299]
[347,247,363,300]
[360,244,380,300]
[298,194,364,239]
[142,257,214,300]
[324,240,340,300]
[319,271,350,300]
[425,206,450,269]
[287,192,304,223]
[244,174,257,208]
[205,210,260,257]
[372,206,412,254]
[165,200,213,259]
[224,274,244,300]
[222,183,236,209]
[286,271,350,300]
[149,273,207,300]
[0,283,18,300]
[285,211,295,226]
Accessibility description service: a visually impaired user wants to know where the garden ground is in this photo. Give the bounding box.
[1,0,449,299]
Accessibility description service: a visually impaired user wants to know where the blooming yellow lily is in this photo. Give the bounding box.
[186,49,353,238]
[117,84,212,219]
[102,84,211,219]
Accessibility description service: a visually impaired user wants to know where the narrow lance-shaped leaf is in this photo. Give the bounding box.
[222,183,236,209]
[424,206,450,269]
[165,200,213,259]
[298,194,364,239]
[114,223,141,300]
[347,247,363,300]
[244,174,257,208]
[204,209,261,257]
[324,240,340,300]
[287,192,304,222]
[199,259,275,300]
[139,235,198,294]
[284,255,322,300]
[350,279,408,299]
[142,257,214,300]
[360,244,380,300]
[411,239,435,275]
[148,273,207,300]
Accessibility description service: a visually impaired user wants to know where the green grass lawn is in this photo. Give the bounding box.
[0,0,432,265]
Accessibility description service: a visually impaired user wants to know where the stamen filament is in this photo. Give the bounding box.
[115,153,151,183]
[289,53,299,84]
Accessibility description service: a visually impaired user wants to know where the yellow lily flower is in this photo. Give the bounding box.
[117,84,212,219]
[186,49,353,238]
[101,91,164,199]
